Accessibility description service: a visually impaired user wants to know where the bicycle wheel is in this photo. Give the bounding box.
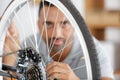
[0,0,101,80]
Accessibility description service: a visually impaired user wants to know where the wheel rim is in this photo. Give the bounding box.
[0,0,100,80]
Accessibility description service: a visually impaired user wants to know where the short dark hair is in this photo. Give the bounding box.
[38,1,54,17]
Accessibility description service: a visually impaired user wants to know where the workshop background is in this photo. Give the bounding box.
[0,0,120,79]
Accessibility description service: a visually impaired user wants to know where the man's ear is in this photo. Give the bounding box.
[37,19,40,32]
[0,16,2,21]
[37,19,40,27]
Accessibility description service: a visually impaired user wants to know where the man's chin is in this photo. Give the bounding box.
[52,45,64,53]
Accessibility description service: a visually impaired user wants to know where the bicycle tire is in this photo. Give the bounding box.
[0,0,101,80]
[58,0,101,79]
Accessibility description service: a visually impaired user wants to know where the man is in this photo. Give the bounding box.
[4,1,114,80]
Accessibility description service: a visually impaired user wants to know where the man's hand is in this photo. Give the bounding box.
[46,62,80,80]
[3,21,19,53]
[3,21,19,80]
[3,21,19,65]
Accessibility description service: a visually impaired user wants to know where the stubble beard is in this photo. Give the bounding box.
[48,38,66,53]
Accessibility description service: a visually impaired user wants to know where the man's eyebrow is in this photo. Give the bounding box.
[43,21,53,24]
[60,20,70,24]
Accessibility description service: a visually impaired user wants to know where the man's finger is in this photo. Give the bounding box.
[46,61,68,71]
[46,62,59,71]
[47,65,67,77]
[8,21,18,35]
[47,72,67,80]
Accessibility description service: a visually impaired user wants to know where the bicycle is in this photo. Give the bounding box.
[0,0,100,80]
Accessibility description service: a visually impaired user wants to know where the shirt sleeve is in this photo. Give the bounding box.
[93,38,114,79]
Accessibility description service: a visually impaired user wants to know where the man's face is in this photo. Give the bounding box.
[38,6,74,53]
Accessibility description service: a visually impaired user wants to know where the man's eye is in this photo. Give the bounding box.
[62,21,68,25]
[44,22,52,28]
[46,23,51,26]
[61,21,69,27]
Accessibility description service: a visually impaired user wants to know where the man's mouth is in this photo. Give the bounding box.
[48,38,65,53]
[52,38,64,45]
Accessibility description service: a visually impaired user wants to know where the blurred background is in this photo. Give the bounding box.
[0,0,120,79]
[84,0,120,80]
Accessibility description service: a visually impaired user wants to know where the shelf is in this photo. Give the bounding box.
[86,10,120,28]
[85,0,120,40]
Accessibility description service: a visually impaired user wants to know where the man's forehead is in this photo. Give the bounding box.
[40,6,66,20]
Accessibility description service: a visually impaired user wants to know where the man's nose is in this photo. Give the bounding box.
[53,25,62,38]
